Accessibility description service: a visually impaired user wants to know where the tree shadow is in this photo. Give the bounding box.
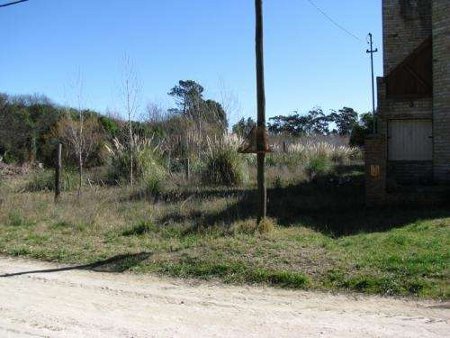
[157,166,450,237]
[0,252,152,278]
[126,185,249,204]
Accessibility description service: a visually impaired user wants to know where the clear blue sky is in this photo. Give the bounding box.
[1,0,382,125]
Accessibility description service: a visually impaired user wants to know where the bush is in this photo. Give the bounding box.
[2,151,19,164]
[232,220,258,235]
[305,154,333,179]
[24,169,78,192]
[201,145,246,186]
[138,147,167,195]
[99,116,120,139]
[350,112,375,147]
[106,136,167,194]
[258,217,276,234]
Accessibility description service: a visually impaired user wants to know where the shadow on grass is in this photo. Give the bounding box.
[0,252,152,278]
[158,165,450,237]
[127,185,248,204]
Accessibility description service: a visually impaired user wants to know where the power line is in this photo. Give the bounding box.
[0,0,29,8]
[305,0,363,43]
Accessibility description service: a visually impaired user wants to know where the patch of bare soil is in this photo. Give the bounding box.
[0,256,448,337]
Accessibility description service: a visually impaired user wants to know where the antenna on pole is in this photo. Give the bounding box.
[366,33,378,134]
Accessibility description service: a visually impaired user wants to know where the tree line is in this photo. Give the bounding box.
[0,80,227,170]
[1,80,373,170]
[233,107,374,146]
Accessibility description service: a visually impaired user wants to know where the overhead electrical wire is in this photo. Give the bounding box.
[305,0,364,43]
[0,0,29,8]
[2,0,364,46]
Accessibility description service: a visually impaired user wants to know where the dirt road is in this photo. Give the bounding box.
[0,257,448,337]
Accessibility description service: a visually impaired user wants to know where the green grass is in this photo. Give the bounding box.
[0,168,448,299]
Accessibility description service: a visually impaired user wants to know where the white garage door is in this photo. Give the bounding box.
[388,119,433,161]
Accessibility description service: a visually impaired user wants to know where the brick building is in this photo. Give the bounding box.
[366,0,450,205]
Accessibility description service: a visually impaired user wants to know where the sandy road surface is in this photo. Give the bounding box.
[0,257,448,337]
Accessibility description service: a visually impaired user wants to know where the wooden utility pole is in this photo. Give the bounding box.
[54,142,62,203]
[366,33,378,134]
[255,0,267,222]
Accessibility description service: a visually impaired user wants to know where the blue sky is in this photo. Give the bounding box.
[1,0,382,125]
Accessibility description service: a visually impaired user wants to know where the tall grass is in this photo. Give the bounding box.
[24,169,78,192]
[266,138,362,181]
[280,140,361,164]
[102,132,361,190]
[201,135,248,186]
[105,135,167,193]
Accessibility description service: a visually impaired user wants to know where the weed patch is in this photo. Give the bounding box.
[7,210,34,227]
[122,221,156,236]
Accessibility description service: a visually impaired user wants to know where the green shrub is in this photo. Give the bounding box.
[305,154,333,179]
[350,112,375,147]
[138,147,167,195]
[24,169,78,192]
[99,116,120,138]
[2,151,19,164]
[106,136,167,193]
[202,146,246,186]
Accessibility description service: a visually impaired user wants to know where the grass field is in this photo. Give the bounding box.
[0,166,449,299]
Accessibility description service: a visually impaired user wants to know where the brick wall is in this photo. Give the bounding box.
[378,0,434,136]
[432,0,450,182]
[366,0,449,204]
[383,0,432,74]
[365,136,387,205]
[387,161,433,185]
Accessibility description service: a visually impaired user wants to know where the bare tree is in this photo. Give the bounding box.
[217,78,241,130]
[58,73,100,197]
[53,115,102,194]
[76,76,84,196]
[145,102,166,124]
[120,55,141,186]
[60,73,86,197]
